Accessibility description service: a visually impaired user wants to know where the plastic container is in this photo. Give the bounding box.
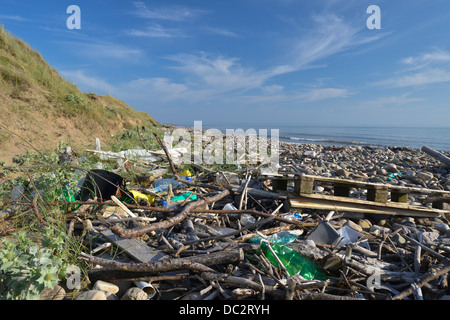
[260,241,328,280]
[285,212,303,221]
[240,214,256,227]
[223,203,237,211]
[154,179,186,192]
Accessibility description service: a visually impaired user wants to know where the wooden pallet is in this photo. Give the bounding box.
[265,174,450,219]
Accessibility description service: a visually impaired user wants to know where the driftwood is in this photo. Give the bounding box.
[79,252,215,274]
[422,146,450,167]
[392,262,450,300]
[110,189,230,238]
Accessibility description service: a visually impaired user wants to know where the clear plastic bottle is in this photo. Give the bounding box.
[154,179,186,192]
[260,241,328,280]
[164,132,174,150]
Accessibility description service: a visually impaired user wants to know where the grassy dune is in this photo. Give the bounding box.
[0,24,161,164]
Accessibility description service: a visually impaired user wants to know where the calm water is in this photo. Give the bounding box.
[178,123,450,152]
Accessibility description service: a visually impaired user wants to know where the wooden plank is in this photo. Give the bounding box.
[101,229,167,263]
[290,193,446,218]
[367,186,389,203]
[265,174,450,196]
[294,175,314,195]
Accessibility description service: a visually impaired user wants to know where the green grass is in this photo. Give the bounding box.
[0,25,161,150]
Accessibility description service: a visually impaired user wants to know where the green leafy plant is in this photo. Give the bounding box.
[0,227,71,300]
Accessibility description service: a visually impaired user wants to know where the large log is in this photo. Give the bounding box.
[422,146,450,167]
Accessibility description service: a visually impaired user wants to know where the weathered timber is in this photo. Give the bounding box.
[111,189,230,238]
[422,146,450,167]
[290,193,445,218]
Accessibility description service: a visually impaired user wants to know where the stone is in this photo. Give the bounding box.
[422,231,440,245]
[92,280,119,295]
[391,233,406,245]
[40,284,66,300]
[370,225,391,236]
[371,177,385,184]
[181,292,203,300]
[416,171,434,181]
[358,219,372,231]
[433,223,450,234]
[314,186,325,193]
[345,220,363,232]
[445,229,450,238]
[121,287,148,300]
[335,168,349,178]
[75,290,107,300]
[385,163,398,173]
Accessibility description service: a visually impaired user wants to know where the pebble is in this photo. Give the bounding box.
[121,287,148,300]
[75,290,107,300]
[92,280,120,295]
[416,171,434,181]
[369,225,392,236]
[358,219,372,231]
[345,220,363,233]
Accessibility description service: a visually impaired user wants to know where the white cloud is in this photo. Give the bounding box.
[60,41,143,61]
[286,14,366,69]
[303,88,348,102]
[132,2,207,21]
[402,49,450,66]
[126,24,185,38]
[203,27,239,38]
[0,15,29,22]
[61,70,116,94]
[381,69,450,88]
[166,53,272,93]
[379,49,450,87]
[368,93,424,106]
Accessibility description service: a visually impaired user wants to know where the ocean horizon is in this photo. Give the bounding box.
[175,123,450,152]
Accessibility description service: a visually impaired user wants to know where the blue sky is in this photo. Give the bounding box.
[1,0,450,127]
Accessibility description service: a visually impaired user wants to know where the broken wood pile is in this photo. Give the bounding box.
[4,136,449,302]
[58,142,450,301]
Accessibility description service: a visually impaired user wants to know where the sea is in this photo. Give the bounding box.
[176,123,450,152]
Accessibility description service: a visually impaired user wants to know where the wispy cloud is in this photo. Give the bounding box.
[132,2,207,21]
[285,14,381,69]
[0,15,29,22]
[378,48,450,87]
[166,53,271,93]
[59,40,143,61]
[61,70,116,94]
[203,27,239,38]
[126,24,185,38]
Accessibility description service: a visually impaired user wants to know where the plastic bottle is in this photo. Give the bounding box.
[248,231,300,245]
[161,201,180,212]
[154,179,186,192]
[164,132,174,150]
[260,241,328,281]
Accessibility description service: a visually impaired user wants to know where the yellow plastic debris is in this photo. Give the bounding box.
[181,170,192,177]
[130,190,155,206]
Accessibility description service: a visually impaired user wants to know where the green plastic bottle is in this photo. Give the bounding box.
[261,242,328,281]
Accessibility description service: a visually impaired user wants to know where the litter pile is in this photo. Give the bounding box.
[1,133,450,301]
